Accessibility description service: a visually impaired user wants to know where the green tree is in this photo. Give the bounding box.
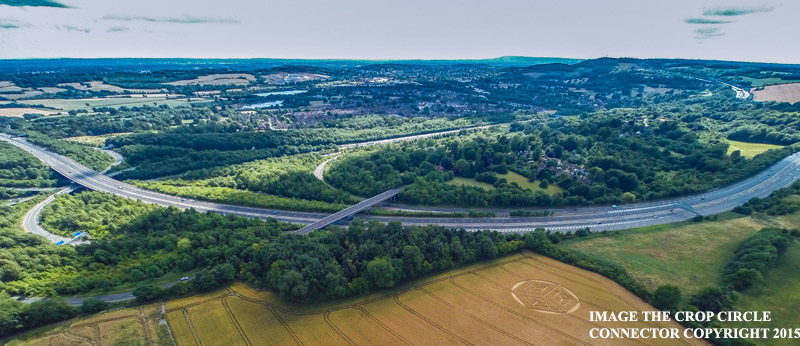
[20,298,76,329]
[725,268,763,291]
[366,257,397,288]
[524,230,547,252]
[477,236,499,259]
[650,285,682,311]
[80,298,108,314]
[402,245,424,277]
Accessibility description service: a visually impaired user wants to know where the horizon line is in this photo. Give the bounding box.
[0,56,798,65]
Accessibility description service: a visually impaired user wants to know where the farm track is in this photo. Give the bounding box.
[221,295,253,346]
[322,311,356,346]
[61,330,93,345]
[354,306,413,346]
[182,309,203,346]
[415,287,535,346]
[92,325,100,346]
[138,306,155,346]
[391,293,473,345]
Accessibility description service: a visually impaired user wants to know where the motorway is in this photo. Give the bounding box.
[4,132,800,237]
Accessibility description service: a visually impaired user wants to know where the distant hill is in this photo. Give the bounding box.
[0,57,582,73]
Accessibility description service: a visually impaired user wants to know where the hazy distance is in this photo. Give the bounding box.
[0,0,798,63]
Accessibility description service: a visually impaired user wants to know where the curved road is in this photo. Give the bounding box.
[19,147,125,245]
[3,133,800,237]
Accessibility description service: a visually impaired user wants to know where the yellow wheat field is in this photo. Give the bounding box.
[164,252,706,346]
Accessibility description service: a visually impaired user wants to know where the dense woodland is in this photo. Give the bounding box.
[0,143,60,188]
[328,115,796,207]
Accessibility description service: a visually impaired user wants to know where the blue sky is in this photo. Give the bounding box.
[0,0,797,63]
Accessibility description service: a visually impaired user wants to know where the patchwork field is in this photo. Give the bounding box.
[166,73,256,86]
[752,82,800,104]
[0,107,59,118]
[58,81,163,94]
[17,97,211,112]
[726,139,784,159]
[6,304,173,346]
[161,252,702,346]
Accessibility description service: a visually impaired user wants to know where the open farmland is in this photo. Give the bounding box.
[751,82,800,103]
[166,73,256,86]
[6,304,172,346]
[17,96,211,112]
[162,253,703,346]
[0,107,59,117]
[59,81,164,94]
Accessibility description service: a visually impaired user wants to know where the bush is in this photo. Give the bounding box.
[132,284,166,303]
[722,228,790,291]
[80,298,108,314]
[650,285,682,311]
[20,298,77,329]
[690,287,738,313]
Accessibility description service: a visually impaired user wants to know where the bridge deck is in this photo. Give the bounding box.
[294,187,405,234]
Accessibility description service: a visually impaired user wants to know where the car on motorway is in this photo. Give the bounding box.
[180,277,190,281]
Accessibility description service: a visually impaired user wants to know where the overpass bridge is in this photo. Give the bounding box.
[294,187,405,234]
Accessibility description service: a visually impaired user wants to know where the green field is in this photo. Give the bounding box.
[564,215,763,294]
[446,171,565,196]
[727,139,784,159]
[447,176,495,190]
[18,96,210,112]
[740,76,794,87]
[498,171,565,195]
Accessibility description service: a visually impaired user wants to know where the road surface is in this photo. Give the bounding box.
[18,147,126,245]
[18,277,194,306]
[21,186,75,244]
[4,132,800,237]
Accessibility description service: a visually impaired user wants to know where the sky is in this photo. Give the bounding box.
[0,0,797,63]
